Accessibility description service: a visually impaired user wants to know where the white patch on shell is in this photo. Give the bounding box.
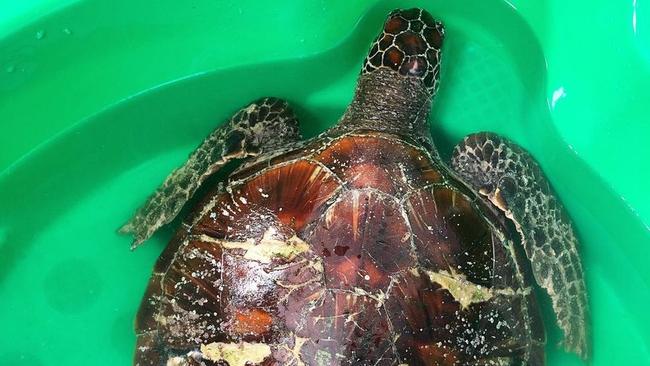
[420,268,492,309]
[202,228,310,264]
[419,268,523,309]
[200,342,271,366]
[166,356,187,366]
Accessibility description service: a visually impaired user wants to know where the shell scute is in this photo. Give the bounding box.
[313,135,443,196]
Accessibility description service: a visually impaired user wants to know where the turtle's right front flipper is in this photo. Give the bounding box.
[119,97,300,249]
[451,132,590,360]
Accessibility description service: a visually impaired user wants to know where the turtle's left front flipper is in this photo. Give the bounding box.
[120,97,300,249]
[450,132,590,360]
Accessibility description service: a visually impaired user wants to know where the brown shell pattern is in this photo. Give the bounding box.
[134,133,543,366]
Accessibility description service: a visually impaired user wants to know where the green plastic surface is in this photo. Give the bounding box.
[1,0,649,365]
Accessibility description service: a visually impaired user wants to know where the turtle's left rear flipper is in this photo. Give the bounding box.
[120,97,301,249]
[450,132,590,360]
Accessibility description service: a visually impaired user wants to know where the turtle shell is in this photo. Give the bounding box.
[134,131,544,366]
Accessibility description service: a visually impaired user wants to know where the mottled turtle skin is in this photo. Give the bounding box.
[122,8,589,366]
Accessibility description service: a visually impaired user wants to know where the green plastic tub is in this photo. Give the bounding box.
[1,0,649,364]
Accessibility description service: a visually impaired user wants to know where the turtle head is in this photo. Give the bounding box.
[363,8,445,96]
[338,9,445,141]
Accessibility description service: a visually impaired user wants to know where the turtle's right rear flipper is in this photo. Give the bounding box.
[120,97,301,249]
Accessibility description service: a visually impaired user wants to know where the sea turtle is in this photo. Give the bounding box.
[121,8,589,366]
